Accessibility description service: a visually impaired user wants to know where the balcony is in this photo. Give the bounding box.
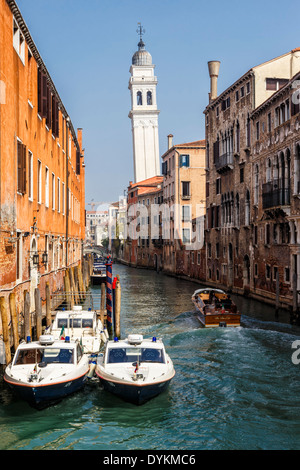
[262,179,290,209]
[215,152,233,173]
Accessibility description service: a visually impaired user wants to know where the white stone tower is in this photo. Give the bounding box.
[128,24,160,183]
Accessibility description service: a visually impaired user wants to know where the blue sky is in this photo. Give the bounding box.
[17,0,300,206]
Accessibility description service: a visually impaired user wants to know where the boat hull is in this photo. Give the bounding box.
[4,372,88,408]
[96,373,172,405]
[196,309,241,328]
[91,274,106,285]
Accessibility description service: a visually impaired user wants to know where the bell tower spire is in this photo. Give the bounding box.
[128,24,160,183]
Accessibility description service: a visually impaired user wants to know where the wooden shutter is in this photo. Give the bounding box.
[52,95,59,137]
[76,149,80,175]
[41,71,48,118]
[17,142,26,194]
[46,87,52,127]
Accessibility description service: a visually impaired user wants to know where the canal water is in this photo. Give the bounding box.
[1,263,300,450]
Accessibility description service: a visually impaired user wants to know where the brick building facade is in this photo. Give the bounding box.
[0,1,85,319]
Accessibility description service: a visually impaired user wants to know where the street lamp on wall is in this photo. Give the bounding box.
[42,252,48,264]
[32,253,39,265]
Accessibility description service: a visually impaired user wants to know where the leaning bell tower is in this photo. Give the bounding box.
[128,24,160,183]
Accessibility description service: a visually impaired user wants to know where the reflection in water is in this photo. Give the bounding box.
[1,263,300,450]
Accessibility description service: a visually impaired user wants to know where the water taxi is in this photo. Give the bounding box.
[192,288,241,327]
[4,335,90,408]
[95,334,175,405]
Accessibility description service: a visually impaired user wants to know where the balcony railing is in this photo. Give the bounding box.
[215,152,233,172]
[262,179,291,209]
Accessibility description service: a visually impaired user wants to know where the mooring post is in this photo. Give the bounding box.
[9,292,19,351]
[0,296,11,365]
[46,282,51,327]
[115,275,121,339]
[275,271,279,318]
[106,255,113,336]
[100,282,105,328]
[24,291,31,340]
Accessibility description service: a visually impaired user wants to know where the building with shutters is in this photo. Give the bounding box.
[161,135,206,277]
[0,0,86,316]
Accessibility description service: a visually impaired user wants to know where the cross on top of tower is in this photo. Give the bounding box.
[136,23,145,40]
[136,22,146,50]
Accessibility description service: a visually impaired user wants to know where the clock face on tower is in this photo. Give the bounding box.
[129,25,160,183]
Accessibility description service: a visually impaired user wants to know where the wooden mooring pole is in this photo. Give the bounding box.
[46,282,52,328]
[9,292,19,351]
[114,275,121,339]
[34,288,42,340]
[24,291,31,341]
[0,297,11,365]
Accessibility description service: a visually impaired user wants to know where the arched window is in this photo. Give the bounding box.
[245,189,250,225]
[254,164,259,205]
[137,91,142,106]
[147,91,152,105]
[266,158,272,182]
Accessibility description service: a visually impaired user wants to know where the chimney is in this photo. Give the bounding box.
[208,61,220,102]
[167,134,173,149]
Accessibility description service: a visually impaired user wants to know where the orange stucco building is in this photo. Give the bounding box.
[0,0,85,313]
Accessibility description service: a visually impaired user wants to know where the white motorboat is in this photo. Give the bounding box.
[95,334,175,405]
[47,305,108,356]
[4,335,90,408]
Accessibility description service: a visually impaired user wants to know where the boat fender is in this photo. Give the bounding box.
[65,336,70,343]
[87,363,96,378]
[152,337,157,342]
[104,328,109,339]
[26,336,31,343]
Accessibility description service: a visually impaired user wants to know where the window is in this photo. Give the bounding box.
[182,181,190,198]
[235,90,239,102]
[222,96,230,110]
[216,106,219,117]
[182,228,190,244]
[37,160,42,204]
[43,168,49,208]
[266,264,271,280]
[285,267,290,283]
[240,167,244,183]
[57,177,60,212]
[17,140,26,194]
[182,205,190,221]
[13,19,25,63]
[52,173,55,210]
[268,112,271,132]
[216,178,221,194]
[147,91,152,105]
[180,154,190,168]
[240,86,244,98]
[266,78,288,91]
[26,151,32,201]
[256,121,260,140]
[246,82,250,94]
[137,91,142,105]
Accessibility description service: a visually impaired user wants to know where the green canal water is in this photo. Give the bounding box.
[1,263,300,450]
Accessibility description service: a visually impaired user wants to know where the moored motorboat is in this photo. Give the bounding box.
[91,258,106,285]
[4,335,91,408]
[95,334,175,405]
[47,305,107,356]
[192,288,241,328]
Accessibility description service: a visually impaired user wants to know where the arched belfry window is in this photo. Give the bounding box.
[147,91,152,105]
[137,91,142,105]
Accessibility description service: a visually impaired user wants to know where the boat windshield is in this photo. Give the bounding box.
[107,347,165,364]
[14,347,74,365]
[57,318,93,329]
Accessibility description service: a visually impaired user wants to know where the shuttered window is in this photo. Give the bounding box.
[76,149,80,175]
[17,141,26,194]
